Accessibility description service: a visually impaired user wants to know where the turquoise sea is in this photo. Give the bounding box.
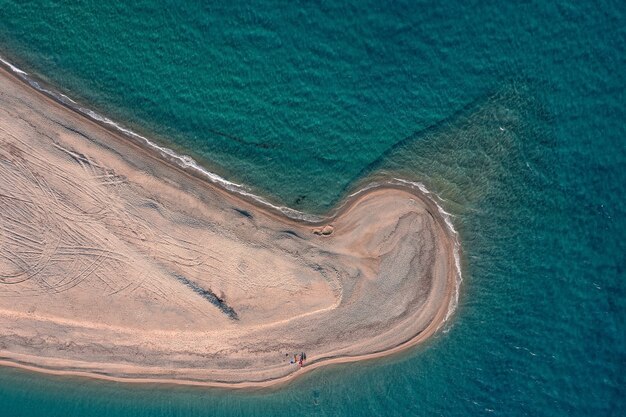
[0,1,624,416]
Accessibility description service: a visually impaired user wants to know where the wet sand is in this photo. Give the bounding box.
[0,66,458,388]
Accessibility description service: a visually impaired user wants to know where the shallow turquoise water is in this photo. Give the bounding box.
[0,1,624,416]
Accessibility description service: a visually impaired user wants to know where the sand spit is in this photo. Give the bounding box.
[0,67,458,388]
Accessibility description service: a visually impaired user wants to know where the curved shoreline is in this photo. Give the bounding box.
[0,54,462,304]
[0,184,458,389]
[0,57,462,389]
[0,289,447,390]
[0,252,452,391]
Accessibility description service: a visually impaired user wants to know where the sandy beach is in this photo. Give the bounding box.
[0,66,458,388]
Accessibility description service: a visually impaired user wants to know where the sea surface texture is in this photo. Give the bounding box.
[0,1,624,416]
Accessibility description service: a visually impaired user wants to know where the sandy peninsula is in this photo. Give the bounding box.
[0,66,458,388]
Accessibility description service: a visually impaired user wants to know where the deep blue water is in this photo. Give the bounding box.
[0,1,624,416]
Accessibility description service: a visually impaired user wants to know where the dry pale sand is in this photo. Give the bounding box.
[0,67,457,388]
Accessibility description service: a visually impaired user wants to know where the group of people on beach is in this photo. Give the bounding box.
[288,352,307,368]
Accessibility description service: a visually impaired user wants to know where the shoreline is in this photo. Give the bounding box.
[0,54,323,223]
[0,56,462,389]
[0,308,444,390]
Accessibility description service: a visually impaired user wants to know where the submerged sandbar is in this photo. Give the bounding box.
[0,66,458,388]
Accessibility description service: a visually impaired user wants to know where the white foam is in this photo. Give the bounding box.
[0,56,28,75]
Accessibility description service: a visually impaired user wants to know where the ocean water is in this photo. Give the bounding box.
[0,1,624,416]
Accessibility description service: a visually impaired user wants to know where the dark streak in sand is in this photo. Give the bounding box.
[233,208,253,219]
[172,274,239,320]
